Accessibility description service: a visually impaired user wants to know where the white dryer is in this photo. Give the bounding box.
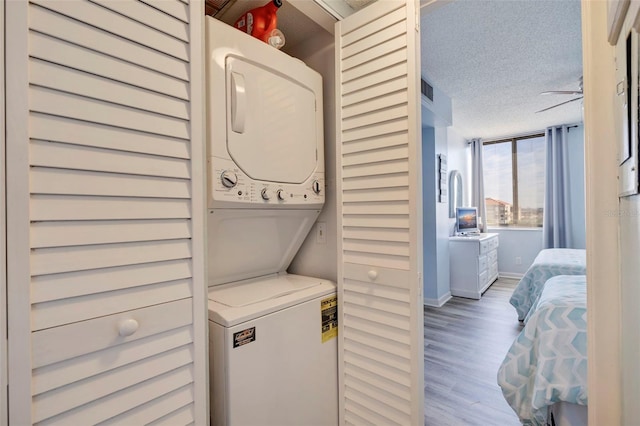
[206,15,325,286]
[205,17,337,426]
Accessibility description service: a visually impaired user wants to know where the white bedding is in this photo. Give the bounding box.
[498,275,587,425]
[509,249,586,321]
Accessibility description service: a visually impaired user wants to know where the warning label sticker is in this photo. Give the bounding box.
[233,327,256,348]
[321,295,338,343]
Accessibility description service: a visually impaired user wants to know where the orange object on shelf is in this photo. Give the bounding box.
[233,0,282,44]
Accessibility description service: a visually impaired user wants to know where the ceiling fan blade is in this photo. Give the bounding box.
[535,96,583,113]
[540,90,583,95]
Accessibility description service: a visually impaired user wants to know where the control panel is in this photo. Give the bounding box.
[208,157,324,208]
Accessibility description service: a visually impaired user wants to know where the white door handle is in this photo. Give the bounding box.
[230,72,246,133]
[367,270,378,281]
[118,319,139,337]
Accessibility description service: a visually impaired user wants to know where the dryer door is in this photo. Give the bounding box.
[226,57,318,184]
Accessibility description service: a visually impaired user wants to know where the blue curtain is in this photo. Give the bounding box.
[543,125,572,248]
[470,139,487,232]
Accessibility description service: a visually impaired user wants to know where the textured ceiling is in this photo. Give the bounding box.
[421,0,583,139]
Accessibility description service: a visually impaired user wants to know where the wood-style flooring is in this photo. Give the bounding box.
[424,278,523,425]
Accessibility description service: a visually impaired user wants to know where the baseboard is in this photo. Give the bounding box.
[424,292,452,307]
[498,272,524,280]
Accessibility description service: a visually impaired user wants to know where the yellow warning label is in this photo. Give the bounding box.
[321,295,338,343]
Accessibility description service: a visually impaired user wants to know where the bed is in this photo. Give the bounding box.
[498,275,587,426]
[509,248,586,321]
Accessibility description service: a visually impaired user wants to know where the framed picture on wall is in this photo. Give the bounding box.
[438,154,447,202]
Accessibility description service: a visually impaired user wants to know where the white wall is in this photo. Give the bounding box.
[488,229,543,277]
[288,30,338,282]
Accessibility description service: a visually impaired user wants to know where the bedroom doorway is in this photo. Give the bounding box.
[420,1,584,424]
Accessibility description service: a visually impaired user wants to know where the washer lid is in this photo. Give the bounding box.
[209,273,320,307]
[207,274,336,327]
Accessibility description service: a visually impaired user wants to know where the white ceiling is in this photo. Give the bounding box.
[421,0,583,139]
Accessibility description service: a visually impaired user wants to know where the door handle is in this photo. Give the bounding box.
[230,72,246,133]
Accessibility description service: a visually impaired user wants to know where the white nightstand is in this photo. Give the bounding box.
[449,233,499,299]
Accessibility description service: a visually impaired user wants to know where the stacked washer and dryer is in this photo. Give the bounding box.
[205,17,338,426]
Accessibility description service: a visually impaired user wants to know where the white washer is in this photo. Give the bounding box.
[205,17,337,426]
[208,273,337,426]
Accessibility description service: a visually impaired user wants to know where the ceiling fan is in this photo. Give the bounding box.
[535,76,583,113]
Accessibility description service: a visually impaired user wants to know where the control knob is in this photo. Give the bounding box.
[220,170,238,188]
[277,189,287,201]
[312,180,322,194]
[261,188,270,200]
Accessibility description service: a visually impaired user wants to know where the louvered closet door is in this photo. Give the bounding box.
[335,1,424,425]
[6,0,207,424]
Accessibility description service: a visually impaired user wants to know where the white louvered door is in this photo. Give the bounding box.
[6,0,207,424]
[335,1,424,424]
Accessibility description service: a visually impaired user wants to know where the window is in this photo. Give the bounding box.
[483,134,546,227]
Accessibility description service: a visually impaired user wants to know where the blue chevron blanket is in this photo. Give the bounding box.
[498,275,587,426]
[509,249,586,321]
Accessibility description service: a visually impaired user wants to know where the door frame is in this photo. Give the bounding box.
[0,0,7,423]
[581,1,622,424]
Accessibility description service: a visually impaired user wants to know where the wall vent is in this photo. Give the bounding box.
[421,78,434,102]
